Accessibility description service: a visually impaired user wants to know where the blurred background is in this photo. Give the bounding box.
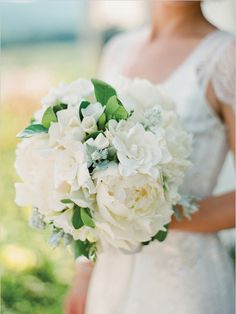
[0,1,235,313]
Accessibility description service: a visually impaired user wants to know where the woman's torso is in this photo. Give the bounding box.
[85,29,235,314]
[100,28,235,199]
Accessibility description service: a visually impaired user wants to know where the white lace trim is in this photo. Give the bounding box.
[211,39,236,109]
[196,33,236,110]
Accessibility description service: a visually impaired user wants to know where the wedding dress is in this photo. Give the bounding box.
[85,29,235,314]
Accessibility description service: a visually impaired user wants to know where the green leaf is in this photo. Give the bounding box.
[105,96,120,114]
[153,224,169,242]
[30,117,36,124]
[60,103,68,109]
[60,199,73,204]
[97,112,106,130]
[17,124,48,138]
[104,95,128,122]
[42,107,58,128]
[113,105,128,120]
[81,208,95,228]
[73,240,97,261]
[72,205,84,229]
[162,175,169,192]
[53,102,67,114]
[173,205,183,221]
[91,79,117,106]
[85,131,103,141]
[73,240,90,259]
[79,100,90,121]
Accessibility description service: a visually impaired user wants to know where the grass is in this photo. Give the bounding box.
[0,40,98,314]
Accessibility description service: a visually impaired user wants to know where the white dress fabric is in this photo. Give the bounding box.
[85,30,235,314]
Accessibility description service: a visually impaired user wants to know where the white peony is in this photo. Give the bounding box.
[115,76,175,122]
[15,135,67,215]
[15,130,95,217]
[93,166,173,251]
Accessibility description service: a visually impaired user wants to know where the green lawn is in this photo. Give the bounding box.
[0,41,99,314]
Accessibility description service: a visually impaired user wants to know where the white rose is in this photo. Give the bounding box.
[81,116,97,134]
[94,168,173,251]
[112,122,171,179]
[81,102,104,122]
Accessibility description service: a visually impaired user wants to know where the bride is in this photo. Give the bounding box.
[65,1,235,313]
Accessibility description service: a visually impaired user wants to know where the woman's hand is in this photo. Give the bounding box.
[169,191,235,233]
[64,260,94,314]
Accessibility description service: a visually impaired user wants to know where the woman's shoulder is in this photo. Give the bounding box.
[99,28,147,80]
[200,29,236,109]
[103,28,147,56]
[210,29,235,65]
[197,29,235,70]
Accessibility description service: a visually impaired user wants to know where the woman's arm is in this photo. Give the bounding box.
[170,90,235,233]
[170,191,235,232]
[64,260,94,314]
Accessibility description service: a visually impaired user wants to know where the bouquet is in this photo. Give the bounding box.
[15,77,197,261]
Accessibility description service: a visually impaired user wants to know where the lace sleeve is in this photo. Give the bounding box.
[211,38,236,109]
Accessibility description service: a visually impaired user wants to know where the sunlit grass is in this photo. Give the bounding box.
[1,40,98,313]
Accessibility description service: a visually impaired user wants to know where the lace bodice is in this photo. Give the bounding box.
[85,29,235,314]
[99,29,236,199]
[100,29,235,108]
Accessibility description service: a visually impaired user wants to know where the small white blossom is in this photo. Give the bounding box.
[81,102,104,122]
[81,116,97,134]
[143,106,162,132]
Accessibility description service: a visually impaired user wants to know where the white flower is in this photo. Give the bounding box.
[81,102,104,122]
[53,142,96,194]
[81,116,97,134]
[15,135,67,215]
[86,133,109,150]
[94,168,173,251]
[70,188,96,209]
[15,129,95,218]
[16,76,193,254]
[42,79,95,108]
[112,122,171,179]
[143,106,162,132]
[48,106,85,147]
[115,76,175,122]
